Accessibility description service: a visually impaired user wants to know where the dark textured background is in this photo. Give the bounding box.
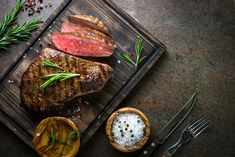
[0,0,235,156]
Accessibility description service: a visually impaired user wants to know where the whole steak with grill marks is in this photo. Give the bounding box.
[20,48,113,115]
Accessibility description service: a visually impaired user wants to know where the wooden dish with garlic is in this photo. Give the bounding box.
[106,107,151,152]
[33,117,80,157]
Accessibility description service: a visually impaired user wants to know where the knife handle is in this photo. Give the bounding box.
[159,150,171,157]
[137,140,160,157]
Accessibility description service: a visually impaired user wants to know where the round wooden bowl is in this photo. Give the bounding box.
[106,107,151,152]
[33,117,80,157]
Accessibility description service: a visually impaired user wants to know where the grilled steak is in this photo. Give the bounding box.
[61,22,116,49]
[68,14,110,35]
[20,48,113,115]
[52,32,114,57]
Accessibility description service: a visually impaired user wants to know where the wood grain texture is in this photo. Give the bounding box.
[0,0,165,149]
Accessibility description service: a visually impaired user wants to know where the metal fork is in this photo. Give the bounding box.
[160,117,211,157]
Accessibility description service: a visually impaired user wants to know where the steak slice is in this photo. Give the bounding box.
[20,48,113,115]
[52,32,114,57]
[68,14,110,35]
[61,22,116,49]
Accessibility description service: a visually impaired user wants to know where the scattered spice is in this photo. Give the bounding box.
[23,0,53,16]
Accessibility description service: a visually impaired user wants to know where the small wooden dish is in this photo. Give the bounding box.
[106,107,151,152]
[33,117,80,157]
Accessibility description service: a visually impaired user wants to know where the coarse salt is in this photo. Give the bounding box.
[111,112,145,147]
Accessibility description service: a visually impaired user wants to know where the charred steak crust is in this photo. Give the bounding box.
[68,14,110,36]
[20,48,113,115]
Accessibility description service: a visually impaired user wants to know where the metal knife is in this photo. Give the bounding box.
[138,91,198,157]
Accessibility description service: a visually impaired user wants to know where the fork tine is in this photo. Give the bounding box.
[191,118,210,133]
[193,120,210,137]
[189,117,208,133]
[188,117,206,130]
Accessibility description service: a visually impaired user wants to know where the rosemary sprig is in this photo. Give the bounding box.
[0,19,41,50]
[123,37,146,68]
[0,0,24,37]
[61,128,80,146]
[48,128,57,151]
[43,59,64,70]
[40,72,80,89]
[67,128,80,141]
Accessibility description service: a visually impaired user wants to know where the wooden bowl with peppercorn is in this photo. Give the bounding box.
[33,117,80,157]
[106,107,151,152]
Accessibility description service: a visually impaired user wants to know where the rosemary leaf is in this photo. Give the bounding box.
[49,128,57,151]
[67,128,80,141]
[0,19,41,50]
[41,73,80,89]
[43,59,64,70]
[0,0,24,37]
[123,52,136,66]
[123,37,146,68]
[61,128,80,146]
[138,56,146,65]
[60,74,81,81]
[40,74,61,89]
[135,37,143,65]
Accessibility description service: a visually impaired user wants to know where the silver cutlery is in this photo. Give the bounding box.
[160,117,211,157]
[138,91,198,157]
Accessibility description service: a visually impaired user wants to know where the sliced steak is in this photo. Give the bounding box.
[20,48,113,115]
[68,14,110,35]
[61,22,116,48]
[52,32,114,57]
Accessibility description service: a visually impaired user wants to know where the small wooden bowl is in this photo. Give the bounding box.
[33,117,80,157]
[106,107,151,152]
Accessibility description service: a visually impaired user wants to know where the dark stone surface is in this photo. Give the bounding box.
[0,0,234,157]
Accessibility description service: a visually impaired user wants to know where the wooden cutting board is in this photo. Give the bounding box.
[0,0,165,149]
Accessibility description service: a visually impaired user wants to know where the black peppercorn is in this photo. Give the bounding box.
[130,130,133,133]
[131,134,134,137]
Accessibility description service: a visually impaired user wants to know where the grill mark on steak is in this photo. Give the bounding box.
[20,48,113,116]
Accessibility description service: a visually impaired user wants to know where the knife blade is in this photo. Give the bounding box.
[138,91,198,157]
